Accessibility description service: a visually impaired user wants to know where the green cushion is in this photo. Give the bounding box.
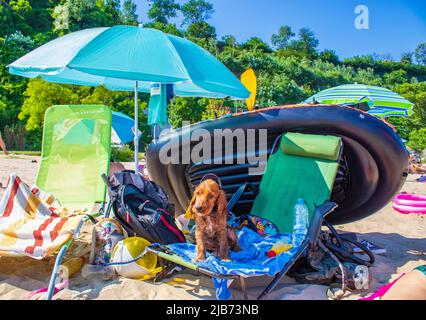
[250,133,341,234]
[281,132,342,161]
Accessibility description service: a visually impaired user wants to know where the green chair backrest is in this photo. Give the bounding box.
[250,132,342,233]
[36,105,112,210]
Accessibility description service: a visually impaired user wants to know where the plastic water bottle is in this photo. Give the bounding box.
[292,199,309,247]
[81,264,115,281]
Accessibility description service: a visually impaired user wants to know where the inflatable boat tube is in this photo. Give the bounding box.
[393,194,426,214]
[146,104,409,224]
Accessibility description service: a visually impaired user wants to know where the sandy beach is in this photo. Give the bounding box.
[0,154,425,300]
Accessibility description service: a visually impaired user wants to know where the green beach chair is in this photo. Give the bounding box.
[148,132,342,300]
[250,132,342,233]
[36,105,112,211]
[0,105,111,299]
[21,105,111,299]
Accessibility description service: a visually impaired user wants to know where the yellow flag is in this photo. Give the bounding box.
[241,68,257,111]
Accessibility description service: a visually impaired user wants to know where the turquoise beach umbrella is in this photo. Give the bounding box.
[111,111,141,145]
[305,84,414,118]
[8,25,250,171]
[61,111,141,145]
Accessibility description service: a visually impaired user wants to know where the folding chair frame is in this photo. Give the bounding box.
[45,204,107,300]
[147,201,337,300]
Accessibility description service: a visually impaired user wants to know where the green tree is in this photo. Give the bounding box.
[383,69,408,88]
[294,27,319,59]
[9,0,31,13]
[143,21,183,36]
[219,35,237,48]
[19,79,82,131]
[388,82,426,139]
[0,31,36,130]
[53,0,122,32]
[400,52,414,65]
[104,0,122,24]
[65,0,97,28]
[319,49,339,65]
[271,25,294,50]
[168,97,207,128]
[201,99,232,120]
[256,72,306,106]
[395,82,426,125]
[181,0,214,26]
[408,128,426,152]
[186,21,216,41]
[242,37,272,53]
[415,43,426,65]
[121,0,139,26]
[147,0,180,24]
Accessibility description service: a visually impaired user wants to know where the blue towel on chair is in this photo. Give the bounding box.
[168,227,300,300]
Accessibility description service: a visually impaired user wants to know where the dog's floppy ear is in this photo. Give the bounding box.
[215,190,228,217]
[184,191,196,220]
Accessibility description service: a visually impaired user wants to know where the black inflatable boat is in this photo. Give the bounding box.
[146,104,409,224]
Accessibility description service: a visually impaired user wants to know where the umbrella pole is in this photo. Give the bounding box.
[134,81,139,173]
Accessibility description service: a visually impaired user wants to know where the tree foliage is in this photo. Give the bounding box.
[415,43,426,66]
[181,0,214,26]
[408,128,426,152]
[271,25,295,50]
[0,0,425,153]
[122,0,139,26]
[186,21,216,41]
[147,0,180,24]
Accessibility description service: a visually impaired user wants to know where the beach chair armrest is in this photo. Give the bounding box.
[147,244,240,279]
[306,201,338,246]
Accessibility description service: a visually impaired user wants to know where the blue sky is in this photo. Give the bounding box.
[134,0,426,59]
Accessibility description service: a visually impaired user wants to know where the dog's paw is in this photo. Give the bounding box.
[193,256,205,262]
[219,255,231,262]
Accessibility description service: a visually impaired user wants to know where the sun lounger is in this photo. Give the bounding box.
[0,105,112,299]
[148,132,342,300]
[0,174,84,259]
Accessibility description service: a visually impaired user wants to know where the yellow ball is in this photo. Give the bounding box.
[111,237,161,280]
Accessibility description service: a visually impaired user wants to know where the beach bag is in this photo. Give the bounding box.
[113,184,185,245]
[109,170,169,209]
[289,221,374,299]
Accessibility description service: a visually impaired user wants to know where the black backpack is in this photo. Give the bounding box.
[107,171,185,245]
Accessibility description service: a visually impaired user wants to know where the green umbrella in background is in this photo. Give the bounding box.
[305,83,414,118]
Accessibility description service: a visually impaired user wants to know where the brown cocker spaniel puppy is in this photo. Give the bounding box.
[185,179,239,261]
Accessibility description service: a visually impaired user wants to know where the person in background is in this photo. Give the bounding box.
[0,131,8,188]
[0,131,9,155]
[382,266,426,300]
[361,265,426,300]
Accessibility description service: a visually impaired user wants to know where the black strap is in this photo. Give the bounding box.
[227,182,258,212]
[227,183,247,212]
[200,174,222,189]
[85,214,99,225]
[137,200,152,213]
[322,220,375,267]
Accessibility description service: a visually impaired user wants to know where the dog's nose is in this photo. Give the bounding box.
[195,205,203,212]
